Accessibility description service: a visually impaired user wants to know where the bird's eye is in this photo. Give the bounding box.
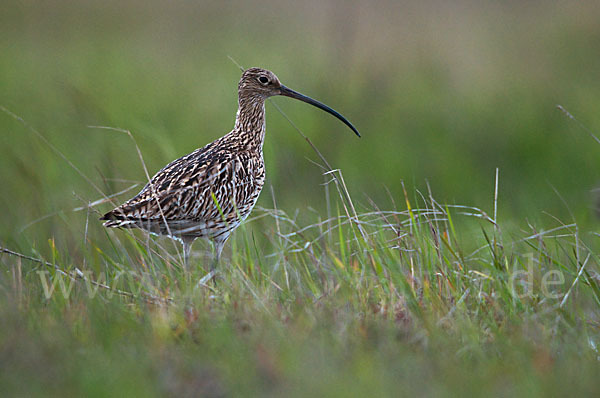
[258,76,269,85]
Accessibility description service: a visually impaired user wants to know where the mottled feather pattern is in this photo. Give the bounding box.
[102,129,266,241]
[101,69,272,245]
[101,67,358,268]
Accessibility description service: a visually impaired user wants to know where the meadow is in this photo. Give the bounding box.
[1,1,600,396]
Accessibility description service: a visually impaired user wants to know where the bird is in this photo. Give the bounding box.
[101,67,360,272]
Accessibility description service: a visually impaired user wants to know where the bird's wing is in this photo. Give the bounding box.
[101,141,242,224]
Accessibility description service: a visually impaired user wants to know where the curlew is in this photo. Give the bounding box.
[101,67,359,271]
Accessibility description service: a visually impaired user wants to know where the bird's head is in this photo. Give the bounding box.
[238,67,360,137]
[239,68,282,99]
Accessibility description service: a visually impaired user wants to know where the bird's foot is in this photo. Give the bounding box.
[197,269,218,287]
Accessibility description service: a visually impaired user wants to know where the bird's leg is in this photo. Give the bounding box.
[211,240,225,272]
[181,237,195,271]
[183,242,190,270]
[199,239,226,285]
[198,240,222,286]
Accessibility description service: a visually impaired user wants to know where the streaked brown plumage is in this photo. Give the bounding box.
[101,67,359,271]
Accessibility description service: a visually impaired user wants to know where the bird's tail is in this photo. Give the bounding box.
[100,210,137,228]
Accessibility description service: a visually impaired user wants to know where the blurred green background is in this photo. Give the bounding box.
[2,2,600,396]
[1,0,600,249]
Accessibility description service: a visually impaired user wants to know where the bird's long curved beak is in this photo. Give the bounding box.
[279,85,361,137]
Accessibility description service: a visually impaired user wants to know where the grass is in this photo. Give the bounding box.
[1,126,599,395]
[2,1,600,395]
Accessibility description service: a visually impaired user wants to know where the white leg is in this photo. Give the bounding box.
[211,241,224,272]
[182,237,195,270]
[199,236,229,285]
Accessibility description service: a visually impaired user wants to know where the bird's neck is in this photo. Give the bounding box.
[233,95,266,151]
